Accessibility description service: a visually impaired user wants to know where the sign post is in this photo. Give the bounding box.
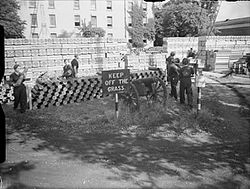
[102,69,130,119]
[195,70,206,114]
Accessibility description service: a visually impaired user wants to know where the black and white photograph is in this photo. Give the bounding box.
[0,0,250,188]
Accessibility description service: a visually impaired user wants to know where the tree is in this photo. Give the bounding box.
[162,1,211,37]
[127,1,145,48]
[153,5,164,46]
[144,18,156,42]
[154,0,220,38]
[0,0,26,38]
[79,21,105,38]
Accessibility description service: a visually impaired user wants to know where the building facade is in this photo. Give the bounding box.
[18,0,154,40]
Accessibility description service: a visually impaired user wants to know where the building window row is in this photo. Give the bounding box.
[127,1,147,11]
[32,33,57,38]
[31,14,56,28]
[31,14,114,30]
[29,0,113,11]
[90,16,113,28]
[30,0,55,9]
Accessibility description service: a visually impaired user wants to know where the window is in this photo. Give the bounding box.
[107,0,112,11]
[50,33,57,38]
[74,15,81,27]
[29,0,36,8]
[91,0,96,10]
[107,33,113,38]
[32,33,39,38]
[31,14,38,27]
[74,0,80,9]
[128,2,133,11]
[91,16,97,27]
[142,2,147,11]
[48,0,55,9]
[49,14,56,27]
[143,17,147,26]
[107,16,112,28]
[128,15,132,27]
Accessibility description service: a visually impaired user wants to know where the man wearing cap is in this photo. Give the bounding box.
[71,55,79,78]
[10,64,27,113]
[166,51,176,82]
[179,58,194,109]
[168,58,180,101]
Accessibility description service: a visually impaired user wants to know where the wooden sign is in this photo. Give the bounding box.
[196,75,206,88]
[102,69,130,95]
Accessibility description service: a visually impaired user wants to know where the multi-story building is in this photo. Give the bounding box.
[17,0,155,41]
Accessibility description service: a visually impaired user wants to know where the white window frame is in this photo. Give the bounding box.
[29,0,36,8]
[74,15,81,27]
[128,2,133,11]
[91,16,97,27]
[128,15,132,27]
[32,33,39,38]
[107,0,112,11]
[49,14,56,28]
[31,14,38,27]
[91,0,96,11]
[50,33,57,38]
[74,0,80,10]
[107,33,113,38]
[142,2,147,11]
[107,16,112,28]
[48,0,55,9]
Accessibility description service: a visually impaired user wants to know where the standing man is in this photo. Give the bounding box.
[179,58,194,109]
[166,51,176,81]
[10,64,28,113]
[168,59,180,101]
[71,54,79,78]
[62,59,73,79]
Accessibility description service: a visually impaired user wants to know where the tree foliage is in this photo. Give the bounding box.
[127,1,156,48]
[153,5,164,46]
[127,1,145,48]
[154,0,220,40]
[0,0,26,38]
[162,2,210,37]
[79,22,105,38]
[144,18,156,42]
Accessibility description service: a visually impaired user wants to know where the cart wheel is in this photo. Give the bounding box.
[120,83,140,111]
[147,77,167,106]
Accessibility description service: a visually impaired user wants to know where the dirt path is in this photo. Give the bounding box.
[0,72,250,189]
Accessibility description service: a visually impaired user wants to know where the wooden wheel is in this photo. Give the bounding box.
[120,83,140,111]
[147,77,167,106]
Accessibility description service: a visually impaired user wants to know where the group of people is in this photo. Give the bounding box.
[166,51,195,109]
[10,55,79,113]
[62,55,79,79]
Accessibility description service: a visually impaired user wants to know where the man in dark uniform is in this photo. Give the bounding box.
[168,59,180,101]
[62,59,73,79]
[10,64,27,113]
[179,58,194,109]
[166,51,175,82]
[71,54,79,77]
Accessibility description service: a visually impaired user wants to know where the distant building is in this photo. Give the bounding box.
[215,17,250,36]
[17,0,154,42]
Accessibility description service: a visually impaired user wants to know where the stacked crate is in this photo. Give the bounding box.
[164,37,198,59]
[4,37,128,81]
[30,69,166,109]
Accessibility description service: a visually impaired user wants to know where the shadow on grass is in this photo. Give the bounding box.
[0,161,35,188]
[3,96,250,188]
